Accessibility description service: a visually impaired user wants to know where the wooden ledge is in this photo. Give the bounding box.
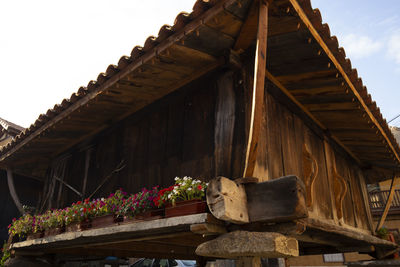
[11,213,218,251]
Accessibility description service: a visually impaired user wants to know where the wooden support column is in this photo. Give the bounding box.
[243,0,269,177]
[236,257,261,267]
[376,177,400,231]
[6,169,24,214]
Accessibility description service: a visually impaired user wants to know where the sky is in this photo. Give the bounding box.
[0,0,399,128]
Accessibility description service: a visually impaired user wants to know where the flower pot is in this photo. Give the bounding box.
[66,221,91,232]
[9,234,27,243]
[44,227,65,237]
[165,199,207,218]
[91,215,117,229]
[135,209,164,221]
[27,231,44,240]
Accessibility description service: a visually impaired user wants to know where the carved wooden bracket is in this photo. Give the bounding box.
[332,167,348,220]
[302,144,318,208]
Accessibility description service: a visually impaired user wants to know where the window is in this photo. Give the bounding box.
[323,253,344,263]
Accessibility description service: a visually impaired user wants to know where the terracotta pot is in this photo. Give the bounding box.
[66,221,91,232]
[27,231,44,240]
[44,227,65,237]
[91,214,117,229]
[135,209,164,220]
[165,199,207,218]
[9,234,27,243]
[121,216,135,225]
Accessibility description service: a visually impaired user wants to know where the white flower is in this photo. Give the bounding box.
[181,182,186,186]
[101,198,105,201]
[183,176,188,181]
[174,177,179,181]
[195,179,201,184]
[173,189,178,194]
[188,188,192,191]
[80,208,83,211]
[168,194,172,199]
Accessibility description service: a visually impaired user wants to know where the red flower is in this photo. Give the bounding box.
[197,185,202,190]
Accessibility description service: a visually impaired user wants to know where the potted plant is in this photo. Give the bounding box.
[122,186,162,222]
[159,176,208,218]
[42,210,65,237]
[91,189,126,229]
[8,214,41,241]
[64,201,91,232]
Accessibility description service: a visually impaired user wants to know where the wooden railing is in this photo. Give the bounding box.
[369,189,400,216]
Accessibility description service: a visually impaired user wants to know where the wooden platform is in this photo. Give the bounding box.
[10,213,397,261]
[10,213,220,260]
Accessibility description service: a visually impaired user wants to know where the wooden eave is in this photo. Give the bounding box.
[265,0,400,180]
[0,0,253,178]
[0,0,399,182]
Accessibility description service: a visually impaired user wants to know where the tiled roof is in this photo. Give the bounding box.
[0,117,24,134]
[0,0,399,179]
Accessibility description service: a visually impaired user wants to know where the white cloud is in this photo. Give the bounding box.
[388,32,400,65]
[340,34,383,59]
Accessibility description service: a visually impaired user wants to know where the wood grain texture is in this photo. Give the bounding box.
[214,71,236,177]
[332,166,348,220]
[243,0,269,177]
[206,176,249,224]
[302,144,318,208]
[245,175,308,223]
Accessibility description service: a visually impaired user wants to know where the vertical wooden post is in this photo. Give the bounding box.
[243,0,269,178]
[376,177,400,231]
[236,257,261,267]
[81,147,92,198]
[6,169,24,214]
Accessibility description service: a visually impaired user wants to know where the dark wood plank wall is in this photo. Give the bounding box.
[50,67,248,207]
[43,59,371,233]
[254,84,371,231]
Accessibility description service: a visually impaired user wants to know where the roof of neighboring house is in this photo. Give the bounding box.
[0,0,399,180]
[0,117,24,136]
[391,126,400,144]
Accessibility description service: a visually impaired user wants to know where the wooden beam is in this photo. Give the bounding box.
[206,175,308,224]
[233,0,259,53]
[245,175,308,222]
[6,169,24,214]
[206,176,249,224]
[243,0,269,177]
[195,231,299,258]
[289,0,400,166]
[376,177,400,231]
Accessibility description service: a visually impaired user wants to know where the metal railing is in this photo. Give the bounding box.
[369,189,400,216]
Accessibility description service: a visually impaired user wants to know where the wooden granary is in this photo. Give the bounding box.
[2,0,400,265]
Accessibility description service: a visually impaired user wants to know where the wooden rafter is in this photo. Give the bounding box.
[243,0,269,177]
[289,0,400,166]
[265,69,362,164]
[0,0,237,164]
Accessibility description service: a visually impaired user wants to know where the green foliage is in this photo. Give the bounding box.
[377,227,389,239]
[0,242,10,266]
[168,176,208,205]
